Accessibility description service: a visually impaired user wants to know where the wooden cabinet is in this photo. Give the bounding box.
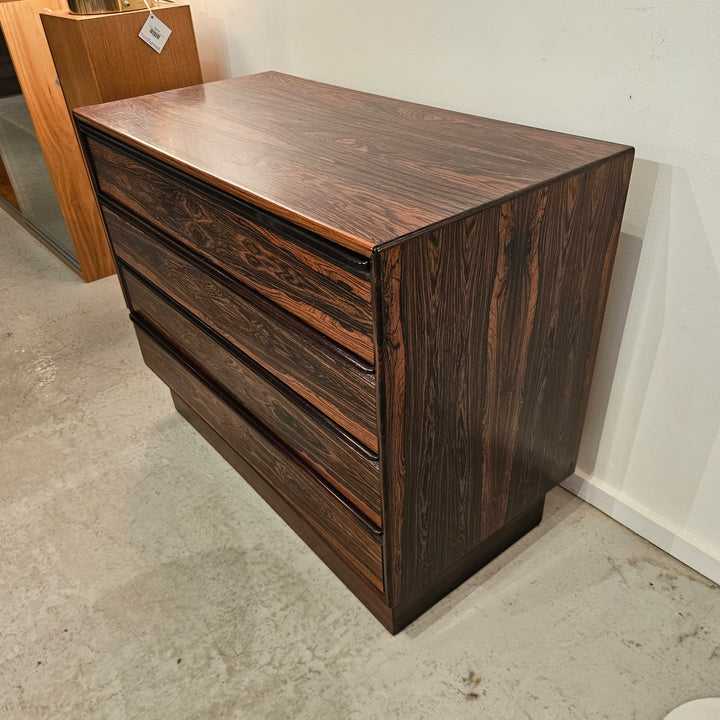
[0,0,114,280]
[41,2,202,112]
[0,0,202,281]
[75,72,633,632]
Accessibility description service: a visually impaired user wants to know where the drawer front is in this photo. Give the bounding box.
[103,203,379,452]
[135,321,384,591]
[122,267,383,525]
[87,135,375,362]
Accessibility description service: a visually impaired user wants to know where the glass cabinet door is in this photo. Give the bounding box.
[0,27,76,267]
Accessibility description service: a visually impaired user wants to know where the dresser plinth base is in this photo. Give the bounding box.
[386,497,544,633]
[172,389,544,634]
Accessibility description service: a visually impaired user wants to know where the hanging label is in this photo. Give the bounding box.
[138,12,172,54]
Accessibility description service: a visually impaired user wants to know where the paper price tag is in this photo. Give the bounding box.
[139,12,172,54]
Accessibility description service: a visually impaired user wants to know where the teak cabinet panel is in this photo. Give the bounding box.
[76,72,633,633]
[0,0,113,281]
[41,2,202,113]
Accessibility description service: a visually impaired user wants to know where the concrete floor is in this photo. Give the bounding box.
[1,210,719,720]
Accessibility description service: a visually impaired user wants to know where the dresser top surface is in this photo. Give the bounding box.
[75,71,632,256]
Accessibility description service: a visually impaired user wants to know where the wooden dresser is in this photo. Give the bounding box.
[75,72,633,633]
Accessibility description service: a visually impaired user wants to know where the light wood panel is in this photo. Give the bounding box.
[41,2,202,111]
[0,0,114,281]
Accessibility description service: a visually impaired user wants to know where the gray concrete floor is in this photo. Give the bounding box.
[1,210,719,720]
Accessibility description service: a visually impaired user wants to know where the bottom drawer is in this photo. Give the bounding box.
[133,318,384,591]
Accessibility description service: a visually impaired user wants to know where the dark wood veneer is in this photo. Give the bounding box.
[173,390,544,635]
[77,73,633,633]
[88,135,375,361]
[122,267,382,524]
[103,202,379,451]
[135,321,383,589]
[376,152,633,604]
[74,72,631,256]
[169,392,395,630]
[77,121,371,275]
[388,497,545,632]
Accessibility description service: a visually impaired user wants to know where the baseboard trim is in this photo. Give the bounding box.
[562,471,720,586]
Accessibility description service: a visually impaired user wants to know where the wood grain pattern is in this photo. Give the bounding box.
[376,150,634,604]
[134,322,383,590]
[0,0,113,281]
[122,267,382,524]
[88,134,375,361]
[102,202,379,451]
[170,392,395,631]
[387,497,544,633]
[77,74,635,631]
[73,71,632,257]
[174,375,543,634]
[41,2,202,112]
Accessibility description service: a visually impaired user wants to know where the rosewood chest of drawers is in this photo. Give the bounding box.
[75,72,633,633]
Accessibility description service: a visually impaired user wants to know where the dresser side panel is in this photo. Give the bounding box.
[376,150,633,604]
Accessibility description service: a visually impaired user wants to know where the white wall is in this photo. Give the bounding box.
[190,0,720,581]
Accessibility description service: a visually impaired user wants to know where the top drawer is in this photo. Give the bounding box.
[83,132,375,363]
